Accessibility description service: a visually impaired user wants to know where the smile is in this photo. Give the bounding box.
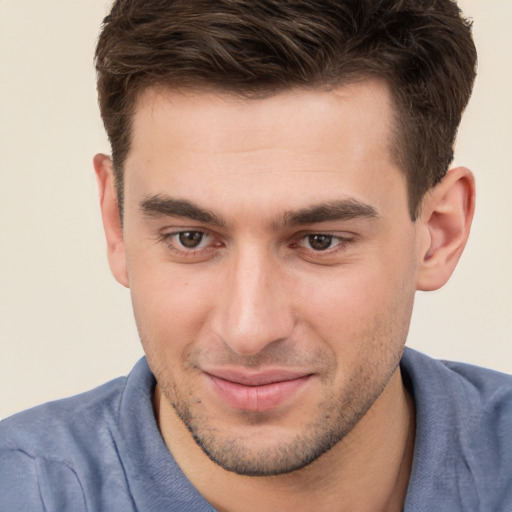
[204,370,313,412]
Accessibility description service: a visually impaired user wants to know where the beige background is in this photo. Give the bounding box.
[0,0,511,419]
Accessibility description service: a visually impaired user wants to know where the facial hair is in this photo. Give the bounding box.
[153,341,402,477]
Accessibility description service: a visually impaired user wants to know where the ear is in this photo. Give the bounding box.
[94,154,129,288]
[416,167,475,291]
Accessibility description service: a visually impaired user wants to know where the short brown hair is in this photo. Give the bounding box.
[95,0,477,219]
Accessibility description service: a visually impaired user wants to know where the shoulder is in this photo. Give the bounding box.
[0,375,127,460]
[0,448,87,511]
[402,347,512,415]
[402,348,512,511]
[0,357,157,511]
[402,347,512,449]
[0,375,131,512]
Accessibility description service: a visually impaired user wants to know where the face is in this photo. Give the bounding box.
[118,81,421,476]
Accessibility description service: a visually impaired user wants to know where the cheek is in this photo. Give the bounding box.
[296,257,416,353]
[128,258,216,356]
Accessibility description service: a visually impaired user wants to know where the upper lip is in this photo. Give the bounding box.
[203,369,312,386]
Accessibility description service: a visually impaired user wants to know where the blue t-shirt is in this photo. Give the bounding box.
[1,348,511,511]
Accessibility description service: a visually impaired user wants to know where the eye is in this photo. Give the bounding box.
[158,230,214,255]
[301,234,340,251]
[158,229,225,261]
[176,231,208,249]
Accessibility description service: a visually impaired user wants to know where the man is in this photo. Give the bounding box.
[0,0,510,510]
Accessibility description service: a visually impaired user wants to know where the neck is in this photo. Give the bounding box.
[154,367,415,512]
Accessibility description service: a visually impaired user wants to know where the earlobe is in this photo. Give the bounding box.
[93,154,129,288]
[416,167,475,291]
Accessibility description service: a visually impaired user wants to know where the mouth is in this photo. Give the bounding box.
[203,369,314,412]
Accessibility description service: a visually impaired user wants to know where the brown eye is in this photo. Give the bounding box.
[306,234,334,251]
[178,231,205,249]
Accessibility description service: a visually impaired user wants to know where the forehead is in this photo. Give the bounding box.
[130,80,394,154]
[124,80,405,219]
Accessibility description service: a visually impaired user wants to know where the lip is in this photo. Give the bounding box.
[204,369,313,412]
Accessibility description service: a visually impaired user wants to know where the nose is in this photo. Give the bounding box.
[212,245,295,356]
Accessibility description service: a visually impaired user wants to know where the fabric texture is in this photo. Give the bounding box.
[1,348,511,511]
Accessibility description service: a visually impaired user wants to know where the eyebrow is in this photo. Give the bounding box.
[140,195,379,228]
[281,199,379,226]
[141,195,227,227]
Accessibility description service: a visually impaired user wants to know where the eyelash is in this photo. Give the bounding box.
[157,230,355,260]
[158,231,219,258]
[295,234,350,253]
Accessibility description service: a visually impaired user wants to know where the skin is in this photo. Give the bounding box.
[95,79,475,511]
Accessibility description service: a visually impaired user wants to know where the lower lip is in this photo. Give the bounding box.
[206,374,311,412]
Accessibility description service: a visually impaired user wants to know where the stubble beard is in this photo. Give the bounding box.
[157,355,401,477]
